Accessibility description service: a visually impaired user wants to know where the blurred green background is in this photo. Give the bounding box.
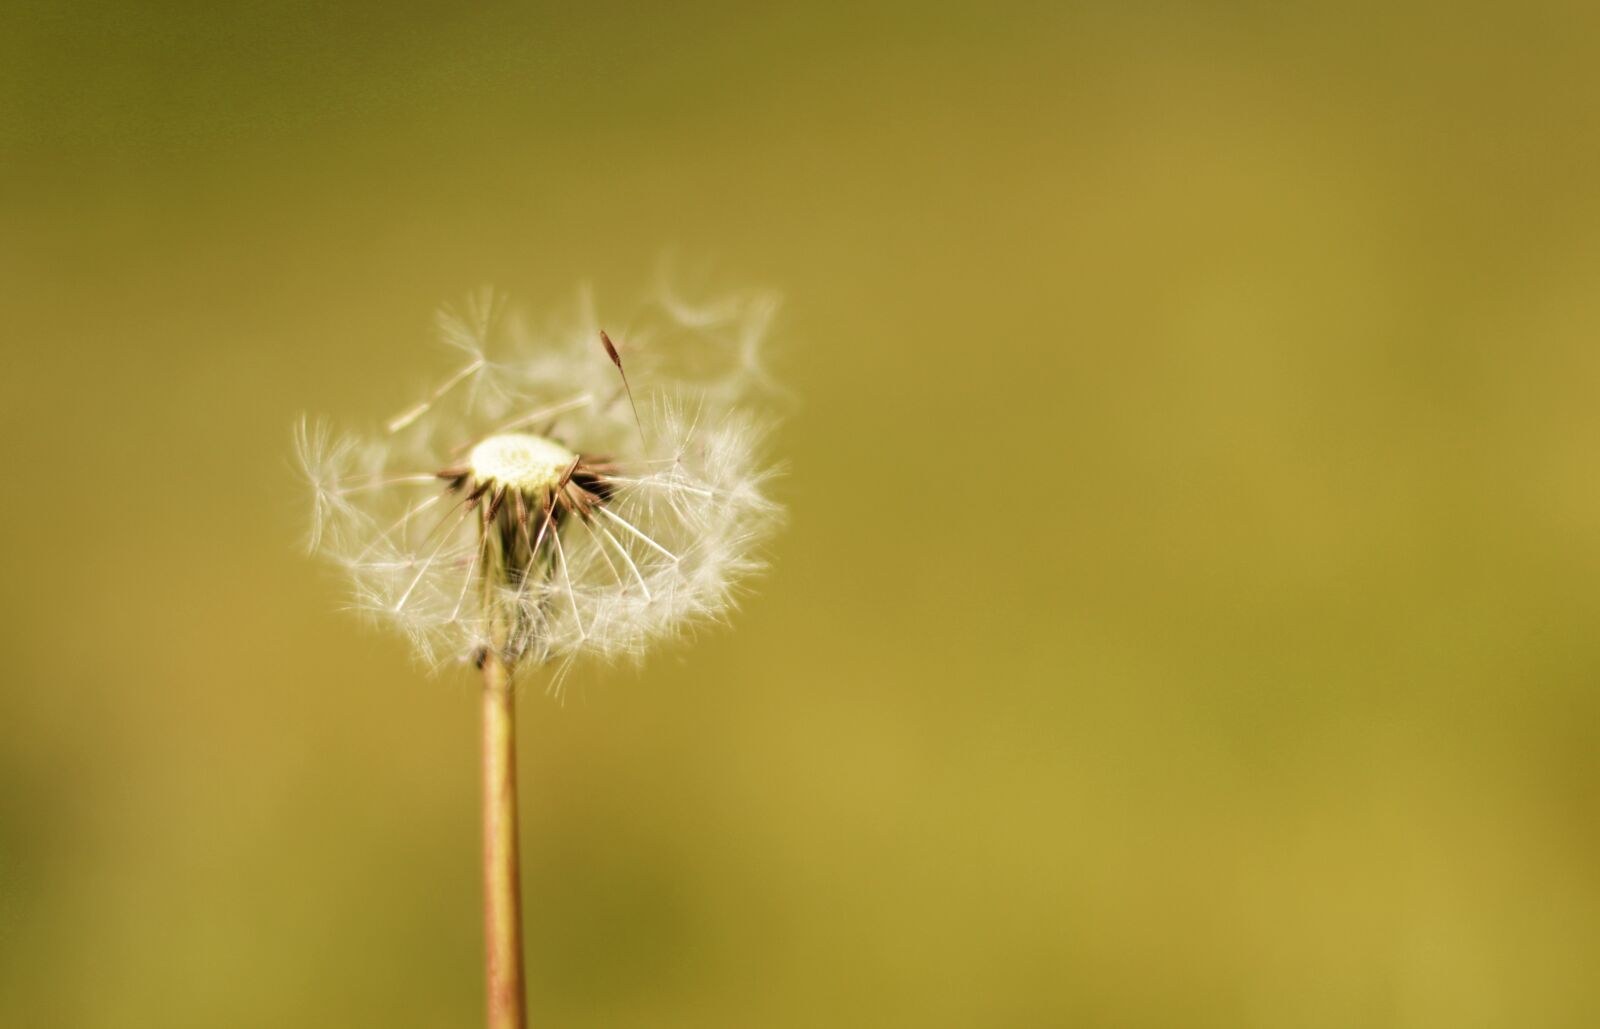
[4,2,1600,1026]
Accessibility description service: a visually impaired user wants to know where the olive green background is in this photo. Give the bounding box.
[4,3,1599,1027]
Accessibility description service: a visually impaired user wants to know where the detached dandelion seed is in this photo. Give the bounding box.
[297,286,783,1029]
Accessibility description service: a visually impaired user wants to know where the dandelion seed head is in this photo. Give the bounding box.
[298,283,784,687]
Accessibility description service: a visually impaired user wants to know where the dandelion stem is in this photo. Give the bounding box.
[481,650,527,1029]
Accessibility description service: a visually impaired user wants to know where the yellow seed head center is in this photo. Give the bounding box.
[468,433,575,493]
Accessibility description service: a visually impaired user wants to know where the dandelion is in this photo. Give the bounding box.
[298,285,782,1029]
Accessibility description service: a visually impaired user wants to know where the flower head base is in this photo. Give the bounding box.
[299,286,782,691]
[467,433,576,494]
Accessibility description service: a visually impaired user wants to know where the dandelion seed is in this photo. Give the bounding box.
[600,329,646,445]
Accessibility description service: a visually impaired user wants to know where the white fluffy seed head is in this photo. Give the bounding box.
[298,284,784,691]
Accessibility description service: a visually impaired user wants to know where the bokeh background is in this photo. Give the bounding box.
[5,3,1600,1026]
